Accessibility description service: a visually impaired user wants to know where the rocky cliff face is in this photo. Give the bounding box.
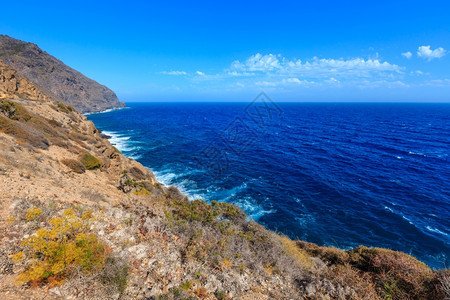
[0,35,125,113]
[0,60,50,102]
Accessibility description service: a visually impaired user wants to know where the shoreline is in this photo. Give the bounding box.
[83,105,129,116]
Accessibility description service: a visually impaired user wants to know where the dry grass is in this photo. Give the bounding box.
[297,242,438,299]
[61,159,86,174]
[81,190,107,203]
[0,116,50,150]
[278,236,314,269]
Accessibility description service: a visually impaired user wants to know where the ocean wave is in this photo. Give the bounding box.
[233,196,276,220]
[150,166,208,201]
[102,130,139,153]
[426,226,449,237]
[384,206,394,213]
[83,106,129,116]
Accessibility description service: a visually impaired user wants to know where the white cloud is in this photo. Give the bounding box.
[161,70,187,75]
[421,79,450,86]
[255,78,316,87]
[164,53,429,91]
[229,54,401,79]
[402,51,412,59]
[231,53,281,72]
[417,45,446,60]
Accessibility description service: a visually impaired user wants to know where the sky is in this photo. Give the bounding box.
[1,0,450,102]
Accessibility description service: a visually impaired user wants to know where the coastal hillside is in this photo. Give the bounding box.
[0,35,124,113]
[0,55,449,299]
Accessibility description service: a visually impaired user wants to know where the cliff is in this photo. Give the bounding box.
[0,35,125,113]
[0,50,448,300]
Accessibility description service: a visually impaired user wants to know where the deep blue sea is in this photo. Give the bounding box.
[87,102,450,269]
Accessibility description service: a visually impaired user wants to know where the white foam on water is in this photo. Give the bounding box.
[151,169,178,186]
[102,130,138,153]
[426,226,449,237]
[84,106,128,116]
[402,215,414,225]
[234,196,276,221]
[384,206,394,213]
[150,166,208,201]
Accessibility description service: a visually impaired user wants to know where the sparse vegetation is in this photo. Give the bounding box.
[56,102,74,113]
[13,208,109,287]
[25,206,43,222]
[297,242,438,299]
[0,115,50,149]
[132,188,151,196]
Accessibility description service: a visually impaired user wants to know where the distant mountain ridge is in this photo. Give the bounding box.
[0,35,125,113]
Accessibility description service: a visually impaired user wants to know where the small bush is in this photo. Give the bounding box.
[13,208,108,287]
[180,281,192,291]
[215,290,226,300]
[132,188,150,196]
[80,153,102,170]
[61,159,86,174]
[57,102,72,113]
[26,207,43,221]
[168,199,245,224]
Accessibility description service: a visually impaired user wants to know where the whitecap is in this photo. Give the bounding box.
[401,215,414,225]
[84,106,129,116]
[426,226,449,237]
[233,196,276,220]
[384,206,394,213]
[151,170,178,186]
[102,130,137,153]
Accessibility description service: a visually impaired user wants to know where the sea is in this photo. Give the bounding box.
[87,101,450,269]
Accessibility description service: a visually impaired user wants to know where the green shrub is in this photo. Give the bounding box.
[180,281,192,290]
[215,290,226,300]
[56,102,73,114]
[168,199,245,224]
[80,153,102,170]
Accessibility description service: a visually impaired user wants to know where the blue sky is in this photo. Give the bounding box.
[1,0,450,102]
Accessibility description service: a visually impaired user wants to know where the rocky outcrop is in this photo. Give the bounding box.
[0,60,50,102]
[0,35,125,113]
